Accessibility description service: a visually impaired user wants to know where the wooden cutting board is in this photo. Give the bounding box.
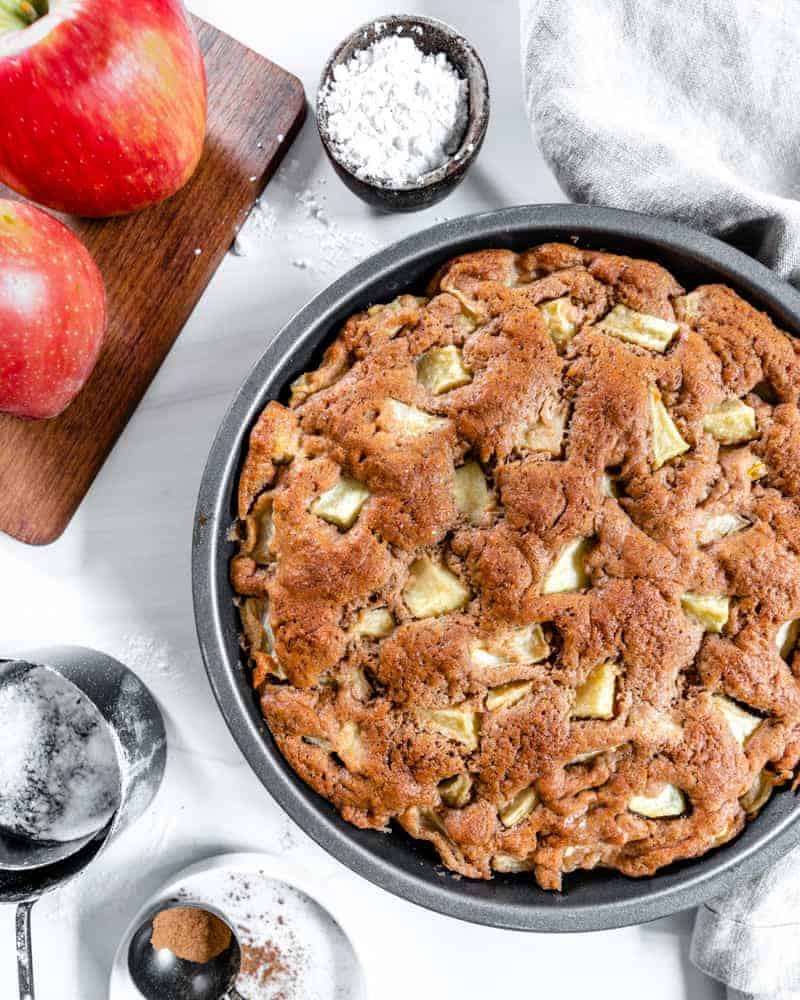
[0,17,305,545]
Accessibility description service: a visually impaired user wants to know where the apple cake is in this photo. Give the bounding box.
[231,243,800,890]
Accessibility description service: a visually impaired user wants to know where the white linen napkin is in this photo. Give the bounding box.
[519,0,800,288]
[519,1,800,995]
[692,843,800,998]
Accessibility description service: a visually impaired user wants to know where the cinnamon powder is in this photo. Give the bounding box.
[240,938,287,986]
[150,906,232,964]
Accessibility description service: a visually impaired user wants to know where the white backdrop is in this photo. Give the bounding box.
[0,1,721,997]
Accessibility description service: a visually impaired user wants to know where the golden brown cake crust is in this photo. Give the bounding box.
[231,244,800,890]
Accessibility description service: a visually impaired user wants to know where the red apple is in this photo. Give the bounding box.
[0,0,207,217]
[0,199,107,419]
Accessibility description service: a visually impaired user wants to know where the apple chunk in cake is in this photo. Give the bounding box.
[233,243,800,892]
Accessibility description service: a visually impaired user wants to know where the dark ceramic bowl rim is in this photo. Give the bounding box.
[316,14,490,193]
[193,204,800,932]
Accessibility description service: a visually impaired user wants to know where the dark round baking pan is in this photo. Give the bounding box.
[193,204,800,932]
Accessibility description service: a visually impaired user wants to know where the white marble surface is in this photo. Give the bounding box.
[0,1,724,997]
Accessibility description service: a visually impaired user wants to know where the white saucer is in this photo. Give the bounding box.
[109,852,367,999]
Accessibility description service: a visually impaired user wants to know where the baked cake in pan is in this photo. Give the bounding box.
[231,243,800,890]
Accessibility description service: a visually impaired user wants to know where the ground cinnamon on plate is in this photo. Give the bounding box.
[150,905,232,964]
[240,938,287,986]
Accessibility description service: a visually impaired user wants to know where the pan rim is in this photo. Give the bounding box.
[192,204,800,932]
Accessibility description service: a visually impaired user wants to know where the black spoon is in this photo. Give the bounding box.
[128,902,245,1000]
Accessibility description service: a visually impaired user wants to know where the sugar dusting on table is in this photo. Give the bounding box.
[0,667,119,842]
[116,633,190,694]
[232,174,379,272]
[319,33,468,187]
[232,201,278,257]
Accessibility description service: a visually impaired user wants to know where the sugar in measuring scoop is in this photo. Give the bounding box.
[0,667,120,843]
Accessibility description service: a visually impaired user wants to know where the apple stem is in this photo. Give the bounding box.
[0,0,44,34]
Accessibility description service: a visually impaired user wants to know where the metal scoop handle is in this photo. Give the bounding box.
[15,901,34,999]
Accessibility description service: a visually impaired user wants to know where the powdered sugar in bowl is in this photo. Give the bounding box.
[317,15,489,211]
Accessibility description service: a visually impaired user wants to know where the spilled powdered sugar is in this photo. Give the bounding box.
[116,633,189,695]
[293,184,379,270]
[0,667,119,842]
[232,201,278,258]
[232,171,379,273]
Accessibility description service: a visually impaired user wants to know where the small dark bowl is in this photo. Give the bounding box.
[317,15,490,212]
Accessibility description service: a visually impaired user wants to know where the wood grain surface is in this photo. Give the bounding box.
[0,17,305,545]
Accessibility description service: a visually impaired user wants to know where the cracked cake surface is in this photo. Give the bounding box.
[231,243,800,891]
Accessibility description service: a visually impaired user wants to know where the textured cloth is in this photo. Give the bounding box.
[692,844,800,998]
[520,2,800,995]
[520,0,800,287]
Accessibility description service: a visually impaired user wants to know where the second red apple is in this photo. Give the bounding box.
[0,200,107,419]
